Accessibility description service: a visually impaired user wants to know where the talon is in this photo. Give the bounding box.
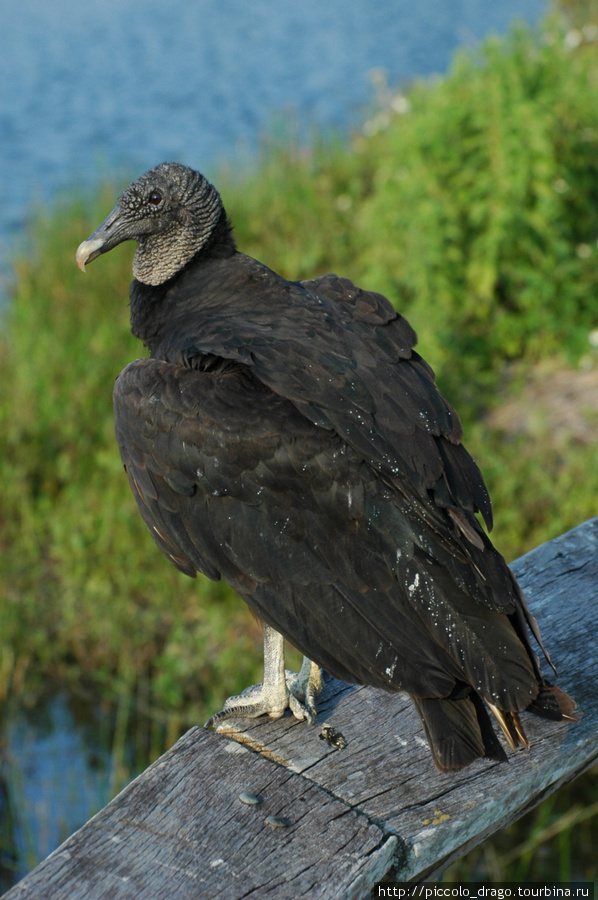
[287,657,323,724]
[204,712,221,730]
[288,692,315,724]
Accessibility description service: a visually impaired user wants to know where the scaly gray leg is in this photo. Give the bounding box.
[205,624,322,729]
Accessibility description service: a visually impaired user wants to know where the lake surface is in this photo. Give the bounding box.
[0,695,114,891]
[0,0,546,889]
[1,0,544,247]
[0,691,161,892]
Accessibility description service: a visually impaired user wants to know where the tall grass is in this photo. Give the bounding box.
[0,13,597,883]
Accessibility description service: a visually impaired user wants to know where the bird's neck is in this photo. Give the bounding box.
[129,279,171,348]
[129,213,237,351]
[132,208,236,286]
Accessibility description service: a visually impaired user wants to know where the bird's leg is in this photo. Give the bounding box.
[205,623,322,729]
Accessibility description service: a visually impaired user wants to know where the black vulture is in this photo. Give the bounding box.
[76,162,577,771]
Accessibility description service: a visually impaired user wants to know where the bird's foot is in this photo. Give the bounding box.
[205,624,323,730]
[205,663,322,730]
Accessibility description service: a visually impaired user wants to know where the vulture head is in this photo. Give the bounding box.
[76,162,224,285]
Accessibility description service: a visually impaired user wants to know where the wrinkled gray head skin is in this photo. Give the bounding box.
[76,162,224,285]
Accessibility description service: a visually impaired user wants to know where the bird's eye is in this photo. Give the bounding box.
[148,190,162,205]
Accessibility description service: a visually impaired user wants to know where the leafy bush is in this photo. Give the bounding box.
[356,24,598,408]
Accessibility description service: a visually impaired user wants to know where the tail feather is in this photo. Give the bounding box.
[486,702,530,751]
[527,681,579,723]
[411,678,578,772]
[411,692,507,772]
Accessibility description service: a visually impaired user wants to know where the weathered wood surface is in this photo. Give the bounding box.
[5,518,598,899]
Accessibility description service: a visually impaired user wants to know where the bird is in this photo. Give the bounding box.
[76,162,577,772]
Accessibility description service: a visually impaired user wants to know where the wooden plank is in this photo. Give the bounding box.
[3,727,396,899]
[5,518,598,897]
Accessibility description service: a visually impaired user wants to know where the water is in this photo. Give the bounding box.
[0,695,114,891]
[1,0,544,246]
[0,691,164,891]
[0,0,546,889]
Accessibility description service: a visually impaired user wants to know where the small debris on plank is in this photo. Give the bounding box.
[319,723,347,750]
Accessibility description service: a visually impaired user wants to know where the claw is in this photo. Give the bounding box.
[286,658,323,724]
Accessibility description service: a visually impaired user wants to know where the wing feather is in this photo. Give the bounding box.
[113,356,539,710]
[157,259,491,530]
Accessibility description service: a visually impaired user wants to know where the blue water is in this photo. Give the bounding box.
[1,0,544,246]
[0,0,547,889]
[0,695,120,891]
[2,698,109,859]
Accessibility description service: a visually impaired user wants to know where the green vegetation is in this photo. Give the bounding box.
[1,13,597,883]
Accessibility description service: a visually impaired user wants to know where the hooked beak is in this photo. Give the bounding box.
[76,203,130,272]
